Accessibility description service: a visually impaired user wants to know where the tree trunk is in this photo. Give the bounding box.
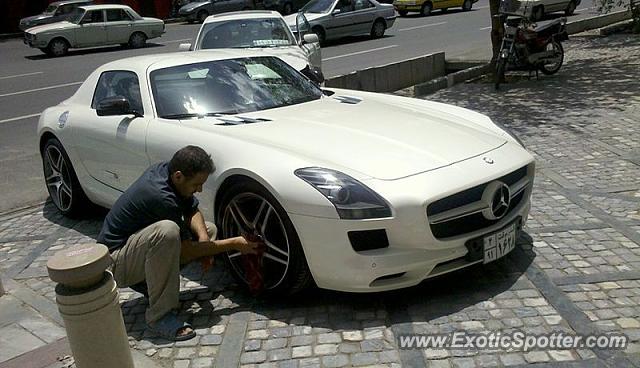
[489,0,504,66]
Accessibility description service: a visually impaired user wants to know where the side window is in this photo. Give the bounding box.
[92,71,144,114]
[354,0,373,10]
[81,10,104,24]
[106,9,131,21]
[338,0,354,13]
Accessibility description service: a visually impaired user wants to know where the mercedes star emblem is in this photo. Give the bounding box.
[481,181,511,220]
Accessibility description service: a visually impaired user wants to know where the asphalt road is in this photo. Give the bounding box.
[0,3,600,213]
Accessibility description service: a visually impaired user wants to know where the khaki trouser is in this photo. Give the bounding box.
[111,220,217,324]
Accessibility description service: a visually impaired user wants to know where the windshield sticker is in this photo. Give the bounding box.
[187,69,209,79]
[245,64,281,79]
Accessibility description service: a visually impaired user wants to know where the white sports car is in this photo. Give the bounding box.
[38,50,534,294]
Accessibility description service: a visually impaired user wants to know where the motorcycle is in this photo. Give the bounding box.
[494,0,569,89]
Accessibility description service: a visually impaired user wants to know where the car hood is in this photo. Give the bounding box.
[197,47,308,70]
[26,21,75,33]
[21,14,52,24]
[197,94,507,180]
[180,1,207,12]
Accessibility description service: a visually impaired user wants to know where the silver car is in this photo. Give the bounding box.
[23,5,165,57]
[284,0,396,45]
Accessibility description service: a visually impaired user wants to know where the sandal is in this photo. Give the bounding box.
[147,312,196,341]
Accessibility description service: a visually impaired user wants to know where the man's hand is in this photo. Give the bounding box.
[232,236,264,255]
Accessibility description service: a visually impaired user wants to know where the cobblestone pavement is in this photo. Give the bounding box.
[1,32,640,368]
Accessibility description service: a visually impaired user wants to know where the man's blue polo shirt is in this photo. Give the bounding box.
[97,162,199,252]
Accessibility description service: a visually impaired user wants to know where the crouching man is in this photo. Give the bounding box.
[97,145,260,341]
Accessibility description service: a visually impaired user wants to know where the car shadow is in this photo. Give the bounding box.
[128,230,536,342]
[322,33,394,47]
[24,43,165,60]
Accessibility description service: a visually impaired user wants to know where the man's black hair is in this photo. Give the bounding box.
[168,145,215,178]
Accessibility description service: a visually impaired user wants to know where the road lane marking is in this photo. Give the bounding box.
[0,81,83,98]
[323,45,399,61]
[480,26,492,30]
[398,22,447,31]
[0,113,41,125]
[159,38,193,44]
[0,72,44,80]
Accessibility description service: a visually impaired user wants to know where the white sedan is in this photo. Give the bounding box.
[180,11,323,83]
[38,50,534,294]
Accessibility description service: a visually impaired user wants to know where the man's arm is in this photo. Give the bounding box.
[188,209,210,242]
[180,236,260,265]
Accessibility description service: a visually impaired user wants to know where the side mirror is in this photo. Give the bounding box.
[97,96,142,117]
[302,33,319,44]
[332,9,341,15]
[178,42,192,51]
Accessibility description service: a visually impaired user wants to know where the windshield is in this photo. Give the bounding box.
[301,0,335,13]
[198,18,296,49]
[68,8,85,23]
[44,4,58,14]
[151,57,323,119]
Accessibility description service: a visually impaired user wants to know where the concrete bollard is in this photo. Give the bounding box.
[47,243,134,368]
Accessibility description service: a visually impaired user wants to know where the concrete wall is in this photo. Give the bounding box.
[324,52,446,93]
[567,9,632,34]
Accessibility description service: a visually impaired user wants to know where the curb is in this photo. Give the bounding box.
[599,19,634,35]
[396,63,491,97]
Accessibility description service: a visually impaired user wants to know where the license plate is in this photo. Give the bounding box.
[483,222,516,263]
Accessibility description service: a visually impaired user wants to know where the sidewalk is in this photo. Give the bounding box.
[1,30,639,368]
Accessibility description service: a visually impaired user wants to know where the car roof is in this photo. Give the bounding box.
[50,0,92,6]
[79,4,134,11]
[98,50,279,74]
[203,10,283,23]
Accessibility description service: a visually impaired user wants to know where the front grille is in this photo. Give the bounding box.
[427,165,530,239]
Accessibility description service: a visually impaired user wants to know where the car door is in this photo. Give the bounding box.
[72,71,151,191]
[324,0,357,38]
[106,9,134,44]
[295,14,321,69]
[75,9,107,47]
[351,0,376,34]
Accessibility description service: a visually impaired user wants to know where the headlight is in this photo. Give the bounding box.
[295,167,391,219]
[494,121,525,148]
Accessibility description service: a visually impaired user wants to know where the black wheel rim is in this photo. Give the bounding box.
[44,145,73,212]
[222,193,291,290]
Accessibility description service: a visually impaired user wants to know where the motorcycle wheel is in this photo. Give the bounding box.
[539,40,564,75]
[495,58,507,90]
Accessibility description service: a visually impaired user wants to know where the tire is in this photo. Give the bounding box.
[312,26,326,46]
[565,0,576,15]
[217,180,313,295]
[420,2,432,16]
[539,40,564,75]
[370,19,386,38]
[532,5,544,21]
[197,9,209,23]
[47,38,69,57]
[495,58,506,90]
[462,0,472,11]
[42,138,90,217]
[128,32,147,49]
[283,2,293,14]
[398,9,408,16]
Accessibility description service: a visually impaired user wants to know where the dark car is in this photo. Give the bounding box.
[19,0,93,31]
[178,0,258,23]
